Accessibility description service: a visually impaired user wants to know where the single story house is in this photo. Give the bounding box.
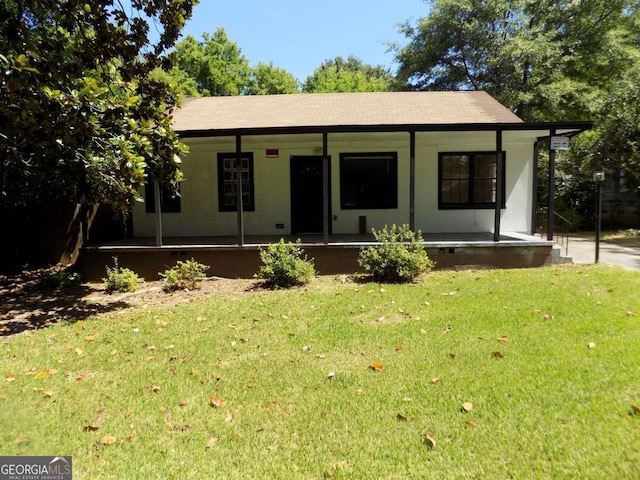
[83,91,591,279]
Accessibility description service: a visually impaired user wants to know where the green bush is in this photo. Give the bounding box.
[103,257,143,293]
[160,259,209,291]
[41,266,81,289]
[358,224,435,283]
[257,239,315,288]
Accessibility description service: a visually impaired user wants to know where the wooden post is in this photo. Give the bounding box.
[235,134,244,246]
[409,130,416,231]
[547,129,556,241]
[493,130,503,242]
[322,132,330,244]
[153,176,163,247]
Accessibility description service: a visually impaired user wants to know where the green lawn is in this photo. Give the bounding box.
[2,265,640,479]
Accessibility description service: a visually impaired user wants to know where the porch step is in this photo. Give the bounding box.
[551,245,573,264]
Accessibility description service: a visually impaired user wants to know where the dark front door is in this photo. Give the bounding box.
[290,156,329,234]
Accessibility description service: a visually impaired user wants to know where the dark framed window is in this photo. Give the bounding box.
[340,152,398,209]
[145,180,181,213]
[438,152,506,209]
[217,152,254,212]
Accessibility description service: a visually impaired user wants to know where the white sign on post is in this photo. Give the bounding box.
[550,136,570,151]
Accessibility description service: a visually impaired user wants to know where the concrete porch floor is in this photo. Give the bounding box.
[81,232,555,281]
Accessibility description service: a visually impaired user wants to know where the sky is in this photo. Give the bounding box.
[176,0,428,82]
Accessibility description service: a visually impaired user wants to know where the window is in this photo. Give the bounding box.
[439,152,506,209]
[145,180,181,213]
[217,152,254,212]
[340,152,398,209]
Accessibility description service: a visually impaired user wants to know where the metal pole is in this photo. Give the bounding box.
[595,180,602,263]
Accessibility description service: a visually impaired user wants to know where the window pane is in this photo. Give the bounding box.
[340,153,398,209]
[474,179,496,203]
[218,153,255,211]
[475,155,496,178]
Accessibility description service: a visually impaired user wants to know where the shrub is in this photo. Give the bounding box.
[257,239,315,288]
[358,224,434,283]
[103,257,143,293]
[41,265,81,289]
[160,259,209,291]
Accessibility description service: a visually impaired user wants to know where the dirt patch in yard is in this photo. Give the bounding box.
[0,269,259,337]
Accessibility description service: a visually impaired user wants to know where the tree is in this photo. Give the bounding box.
[1,0,196,212]
[172,29,251,96]
[395,0,635,121]
[302,56,396,93]
[246,62,299,95]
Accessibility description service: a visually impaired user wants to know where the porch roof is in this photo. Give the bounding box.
[172,91,519,133]
[172,91,591,138]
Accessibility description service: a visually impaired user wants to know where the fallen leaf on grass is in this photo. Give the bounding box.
[441,291,457,296]
[43,390,54,398]
[34,371,47,380]
[83,425,100,432]
[544,313,555,320]
[210,397,226,408]
[396,413,408,421]
[395,344,403,352]
[205,437,219,448]
[588,342,596,349]
[327,371,336,379]
[466,420,478,429]
[631,405,640,416]
[376,316,385,323]
[368,363,383,371]
[4,373,16,383]
[179,400,189,408]
[14,437,30,445]
[423,431,436,448]
[301,345,311,352]
[84,333,99,342]
[461,402,473,412]
[449,353,457,359]
[101,435,117,445]
[443,327,452,334]
[491,351,504,358]
[151,385,160,393]
[75,348,83,356]
[627,311,637,317]
[166,423,190,432]
[431,377,441,384]
[497,336,510,342]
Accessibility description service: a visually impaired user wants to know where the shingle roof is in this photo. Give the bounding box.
[172,91,523,133]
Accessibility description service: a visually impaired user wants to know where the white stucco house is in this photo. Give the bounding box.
[84,91,592,279]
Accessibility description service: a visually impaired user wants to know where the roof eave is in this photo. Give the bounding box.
[176,121,593,139]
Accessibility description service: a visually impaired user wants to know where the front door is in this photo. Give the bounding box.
[290,156,329,234]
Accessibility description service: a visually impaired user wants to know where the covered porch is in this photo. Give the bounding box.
[81,232,556,281]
